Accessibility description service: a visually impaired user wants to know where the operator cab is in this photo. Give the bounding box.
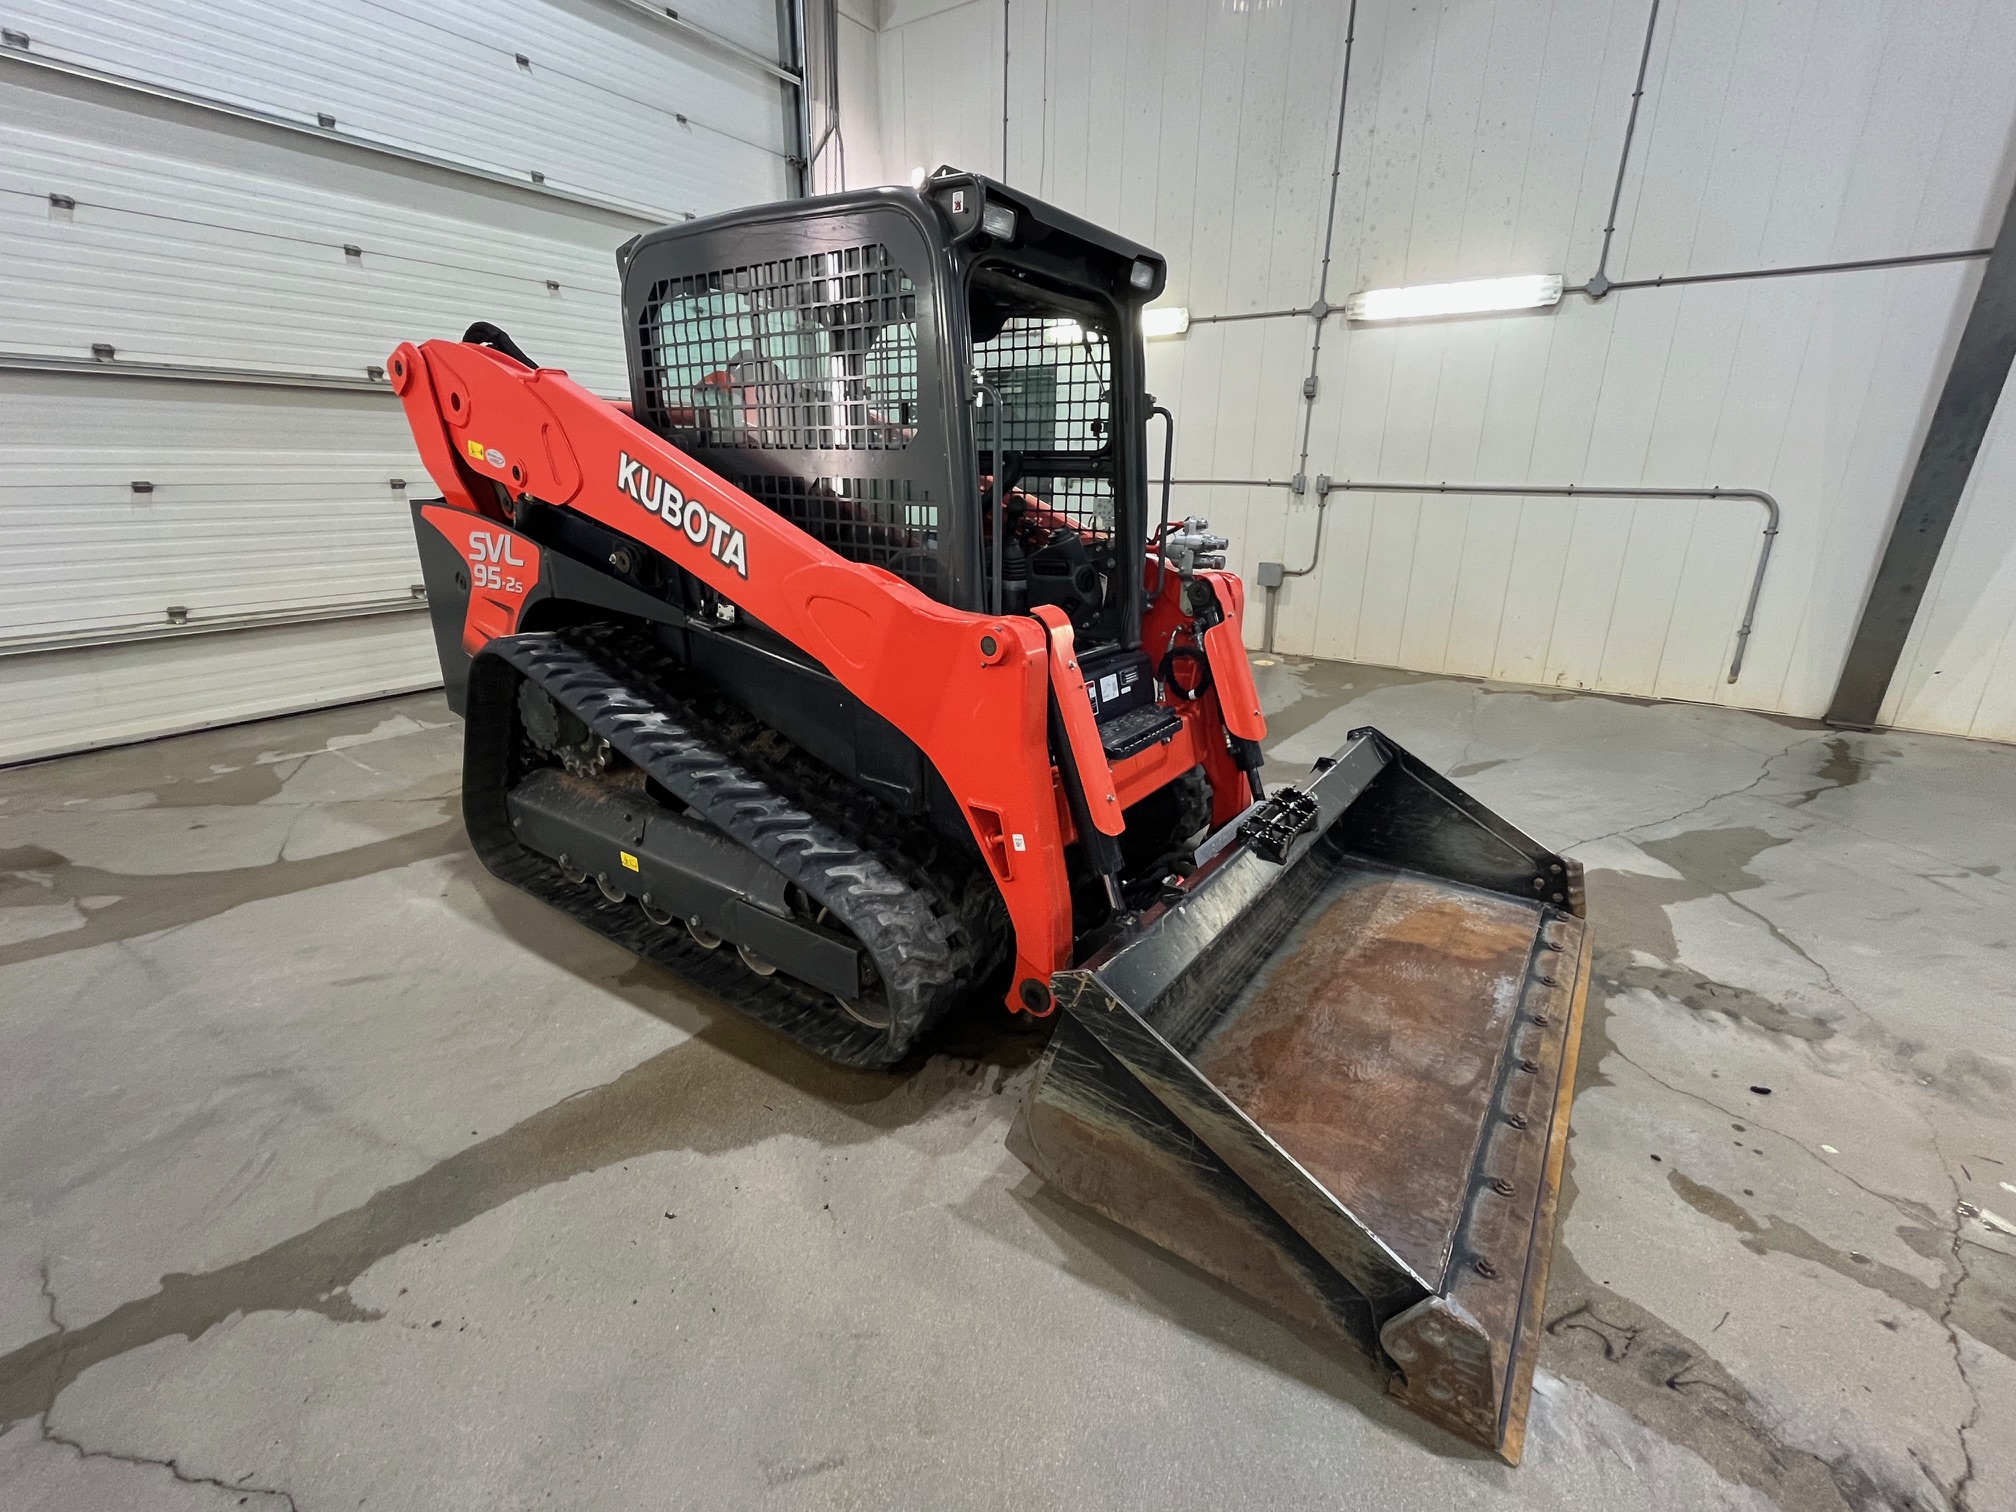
[616,169,1165,661]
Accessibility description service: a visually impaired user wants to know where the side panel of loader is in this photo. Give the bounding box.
[391,338,1086,1009]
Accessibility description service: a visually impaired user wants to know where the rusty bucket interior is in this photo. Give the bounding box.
[1008,730,1591,1460]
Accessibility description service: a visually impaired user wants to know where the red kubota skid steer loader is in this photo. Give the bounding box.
[393,169,1592,1460]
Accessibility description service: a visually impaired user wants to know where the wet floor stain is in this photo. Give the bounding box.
[1669,1177,1939,1331]
[0,697,455,815]
[1476,682,1656,709]
[1541,1175,1939,1512]
[1784,736,1890,808]
[1557,816,2012,1509]
[0,819,464,970]
[1923,1050,2016,1114]
[0,1016,1021,1434]
[1557,853,1875,1500]
[1253,660,1439,750]
[1604,946,1834,1041]
[1667,1173,2016,1367]
[1446,758,1506,779]
[1634,826,1795,902]
[1576,827,1840,1079]
[1581,823,2016,1118]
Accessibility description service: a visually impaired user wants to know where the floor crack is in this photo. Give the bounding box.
[38,1260,65,1336]
[1755,790,2016,903]
[30,1263,298,1507]
[1454,693,1484,771]
[1696,877,1952,1108]
[1928,1128,1984,1512]
[1569,733,1822,852]
[1647,734,1829,830]
[1720,891,1848,1001]
[39,1414,300,1510]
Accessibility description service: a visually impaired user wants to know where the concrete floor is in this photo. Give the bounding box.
[1,660,2011,1511]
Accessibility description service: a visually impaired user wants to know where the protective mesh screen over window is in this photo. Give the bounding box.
[736,475,941,598]
[976,316,1115,535]
[637,244,919,451]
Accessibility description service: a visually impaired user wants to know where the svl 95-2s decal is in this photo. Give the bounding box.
[422,504,542,655]
[466,528,526,591]
[618,452,748,578]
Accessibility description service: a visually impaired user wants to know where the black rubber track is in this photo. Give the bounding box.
[462,626,998,1067]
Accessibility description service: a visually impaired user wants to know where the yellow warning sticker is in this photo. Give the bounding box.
[619,851,639,871]
[466,438,485,461]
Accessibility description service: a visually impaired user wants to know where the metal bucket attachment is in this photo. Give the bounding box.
[1007,730,1590,1460]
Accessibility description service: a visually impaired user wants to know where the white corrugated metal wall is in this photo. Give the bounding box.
[0,0,799,762]
[860,0,2016,735]
[832,0,887,193]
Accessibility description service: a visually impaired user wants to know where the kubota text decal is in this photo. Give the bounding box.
[618,452,748,577]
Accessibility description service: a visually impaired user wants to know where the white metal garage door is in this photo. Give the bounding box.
[0,0,801,762]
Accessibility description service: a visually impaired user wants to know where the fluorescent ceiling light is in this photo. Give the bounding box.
[1051,310,1189,343]
[1344,274,1563,323]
